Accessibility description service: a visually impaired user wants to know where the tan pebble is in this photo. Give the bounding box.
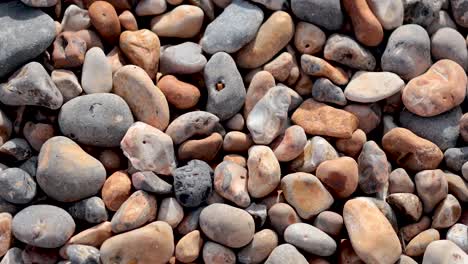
[422,240,468,264]
[223,154,246,167]
[151,5,204,38]
[432,194,461,229]
[301,55,349,85]
[118,10,138,31]
[67,221,112,248]
[247,146,281,198]
[270,125,307,162]
[157,197,184,228]
[401,216,432,242]
[388,168,415,194]
[405,228,440,257]
[263,52,295,82]
[178,133,223,161]
[203,241,236,264]
[223,131,254,153]
[135,0,167,16]
[111,190,157,233]
[415,169,448,213]
[335,129,366,158]
[101,171,131,211]
[176,230,203,263]
[243,71,276,118]
[268,203,301,235]
[343,0,383,46]
[0,213,12,257]
[158,75,200,110]
[214,161,250,207]
[238,229,278,264]
[294,22,326,55]
[316,157,359,199]
[88,1,120,44]
[74,29,103,50]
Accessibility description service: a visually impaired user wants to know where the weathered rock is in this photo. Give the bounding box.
[388,168,415,194]
[68,196,108,224]
[12,205,75,248]
[285,223,336,256]
[290,136,339,173]
[214,161,250,207]
[291,0,343,30]
[132,171,172,195]
[37,136,106,202]
[0,168,36,204]
[102,171,131,211]
[150,5,204,38]
[238,229,278,264]
[88,1,120,44]
[200,203,255,248]
[316,157,358,198]
[367,0,404,30]
[81,47,112,94]
[415,169,448,213]
[166,111,220,145]
[301,55,349,85]
[387,193,423,221]
[51,70,82,103]
[157,197,184,228]
[335,129,366,158]
[264,244,308,264]
[358,141,390,194]
[344,71,404,103]
[403,0,442,26]
[405,228,440,257]
[422,240,468,264]
[173,160,213,207]
[432,194,461,229]
[158,75,200,110]
[312,78,347,106]
[159,42,207,75]
[324,34,376,71]
[121,122,176,175]
[111,190,157,233]
[271,125,307,162]
[203,242,236,264]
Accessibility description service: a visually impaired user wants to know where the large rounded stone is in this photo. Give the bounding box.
[173,160,213,207]
[422,240,468,264]
[344,71,404,103]
[12,205,75,248]
[402,59,467,117]
[199,203,255,248]
[265,244,308,264]
[59,93,134,147]
[88,1,120,44]
[37,136,106,202]
[291,0,343,30]
[284,223,336,256]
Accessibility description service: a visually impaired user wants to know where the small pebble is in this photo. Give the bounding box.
[367,0,404,30]
[157,197,184,228]
[268,203,301,235]
[415,169,448,213]
[203,241,236,264]
[175,230,203,263]
[446,223,468,252]
[81,47,112,94]
[68,196,108,224]
[289,136,338,173]
[178,133,223,161]
[403,0,442,26]
[166,111,220,145]
[301,55,349,85]
[0,138,32,161]
[51,70,83,103]
[214,161,250,207]
[119,10,138,31]
[291,0,343,30]
[238,229,278,264]
[270,125,307,162]
[444,147,468,172]
[324,34,376,71]
[345,103,381,134]
[388,168,415,194]
[111,190,157,233]
[316,157,359,198]
[247,146,281,198]
[285,223,336,256]
[344,71,404,103]
[264,244,308,264]
[88,1,120,44]
[159,42,207,75]
[102,171,131,211]
[294,22,326,55]
[313,211,343,237]
[343,0,384,46]
[66,245,100,264]
[135,0,167,16]
[0,213,12,258]
[132,171,172,195]
[312,78,347,106]
[61,4,91,32]
[405,228,440,257]
[0,168,36,204]
[387,193,423,222]
[432,194,461,229]
[150,5,204,38]
[158,75,200,110]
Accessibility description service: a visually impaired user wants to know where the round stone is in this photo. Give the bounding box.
[285,223,336,256]
[111,190,157,233]
[150,5,204,38]
[158,75,200,110]
[316,157,359,198]
[173,160,213,207]
[102,171,131,211]
[344,71,404,103]
[159,42,207,75]
[431,27,468,70]
[291,0,343,30]
[415,169,448,213]
[237,229,278,264]
[294,22,326,55]
[0,168,36,204]
[88,1,120,44]
[313,211,343,237]
[265,244,308,264]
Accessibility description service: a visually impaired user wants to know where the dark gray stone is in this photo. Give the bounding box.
[291,0,343,31]
[201,0,263,54]
[381,24,431,80]
[174,160,213,207]
[160,42,207,74]
[12,205,75,248]
[431,27,468,70]
[204,52,246,121]
[0,1,55,79]
[0,168,36,204]
[403,0,443,27]
[427,10,457,35]
[400,107,461,151]
[451,0,468,27]
[324,34,376,71]
[0,138,32,161]
[0,198,19,215]
[445,147,468,172]
[66,245,100,264]
[68,196,108,224]
[312,78,347,106]
[59,93,134,147]
[19,156,38,177]
[0,62,63,109]
[0,247,23,264]
[131,171,172,195]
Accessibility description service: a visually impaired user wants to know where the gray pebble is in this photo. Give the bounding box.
[0,138,31,161]
[201,0,263,54]
[446,223,468,252]
[284,223,336,256]
[132,171,172,195]
[81,47,113,94]
[312,78,347,106]
[166,111,220,145]
[174,160,213,207]
[68,196,108,224]
[245,202,267,228]
[324,34,376,71]
[427,10,457,35]
[451,0,468,27]
[51,70,83,103]
[21,0,57,7]
[19,156,37,177]
[66,245,100,264]
[265,244,308,264]
[0,168,36,204]
[61,4,91,32]
[0,109,12,146]
[0,198,19,215]
[445,147,468,172]
[400,107,461,151]
[0,1,55,78]
[403,0,443,27]
[0,247,23,264]
[12,205,75,248]
[59,93,134,147]
[431,27,468,70]
[251,0,287,10]
[205,52,246,121]
[291,0,343,31]
[381,24,431,80]
[0,62,63,109]
[203,241,236,264]
[159,42,207,74]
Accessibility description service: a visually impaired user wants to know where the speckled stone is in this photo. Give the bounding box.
[173,160,213,207]
[324,34,376,71]
[247,146,281,198]
[68,196,108,224]
[451,0,468,27]
[403,0,442,27]
[291,0,343,30]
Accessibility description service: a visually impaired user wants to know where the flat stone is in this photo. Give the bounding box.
[166,111,220,145]
[159,42,207,75]
[344,71,404,103]
[265,244,308,264]
[0,168,36,204]
[358,141,390,194]
[237,229,278,264]
[150,5,204,38]
[173,160,213,207]
[324,34,376,71]
[312,78,347,106]
[316,157,358,198]
[284,223,336,256]
[132,171,172,195]
[290,136,338,173]
[214,161,250,207]
[68,196,108,224]
[415,169,448,213]
[291,0,343,30]
[0,1,55,78]
[367,0,404,30]
[81,47,112,94]
[422,240,468,264]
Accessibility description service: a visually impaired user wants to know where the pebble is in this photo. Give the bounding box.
[205,52,246,121]
[247,146,281,198]
[323,34,376,71]
[61,4,91,32]
[281,172,334,219]
[199,203,255,248]
[344,71,404,103]
[0,1,55,78]
[119,10,138,31]
[201,0,263,54]
[400,107,462,151]
[51,70,83,102]
[291,0,343,31]
[113,66,169,130]
[237,11,294,69]
[292,99,359,138]
[427,10,457,34]
[415,169,448,213]
[0,62,63,110]
[263,52,295,83]
[301,55,349,85]
[343,198,402,264]
[446,224,468,252]
[464,162,468,180]
[223,154,247,167]
[81,47,112,94]
[173,160,213,207]
[159,42,207,74]
[223,132,252,153]
[294,22,326,55]
[132,171,172,195]
[214,161,250,207]
[405,228,440,257]
[157,197,184,228]
[382,128,444,171]
[0,138,31,161]
[21,0,57,7]
[150,5,204,38]
[67,221,112,247]
[21,246,58,264]
[316,157,358,198]
[270,125,307,162]
[403,0,442,26]
[0,213,12,258]
[451,0,468,27]
[337,239,362,264]
[313,211,343,237]
[446,172,468,202]
[403,59,467,117]
[387,193,423,221]
[389,168,415,194]
[225,114,245,131]
[247,86,290,144]
[203,241,236,264]
[1,247,22,264]
[264,244,308,264]
[135,0,167,16]
[102,171,131,211]
[335,129,366,157]
[88,1,120,44]
[381,24,431,80]
[237,229,278,264]
[98,149,121,171]
[343,0,383,46]
[285,223,336,256]
[100,221,174,264]
[107,47,126,74]
[0,110,12,147]
[446,148,468,173]
[344,103,381,133]
[422,240,468,264]
[12,205,75,248]
[358,141,390,194]
[68,196,108,224]
[121,122,176,175]
[432,194,461,229]
[289,136,338,173]
[111,190,157,233]
[37,136,106,202]
[166,111,220,145]
[312,78,347,106]
[177,206,204,235]
[66,245,100,264]
[401,216,432,242]
[367,0,404,30]
[432,28,467,70]
[119,29,160,79]
[158,75,200,110]
[175,230,203,263]
[52,32,87,68]
[0,168,36,204]
[59,93,134,147]
[178,133,223,161]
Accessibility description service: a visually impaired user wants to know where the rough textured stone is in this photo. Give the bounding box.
[285,223,336,256]
[173,160,213,207]
[291,0,343,30]
[451,0,468,27]
[159,42,207,75]
[324,34,376,71]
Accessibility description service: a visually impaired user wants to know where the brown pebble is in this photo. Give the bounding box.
[338,239,363,264]
[52,32,87,68]
[243,71,276,118]
[67,221,112,248]
[237,229,278,264]
[335,129,366,158]
[301,55,349,85]
[316,157,359,199]
[150,5,204,38]
[88,1,121,44]
[344,103,381,134]
[268,203,302,235]
[119,10,138,31]
[158,75,201,110]
[388,168,415,194]
[401,216,431,242]
[405,228,440,257]
[23,122,55,152]
[223,131,254,153]
[270,125,307,162]
[111,190,157,233]
[386,193,423,222]
[294,22,326,55]
[415,169,448,213]
[178,133,223,161]
[101,171,131,211]
[0,213,12,257]
[343,0,384,46]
